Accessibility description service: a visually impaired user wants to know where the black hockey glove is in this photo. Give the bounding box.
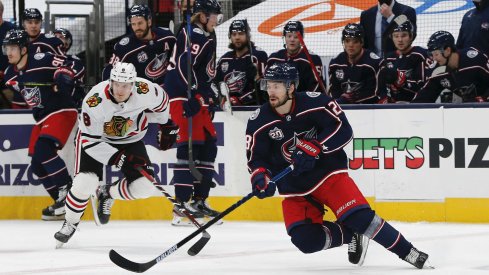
[291,139,322,176]
[183,94,204,117]
[157,119,179,151]
[109,150,147,171]
[251,168,276,199]
[53,66,75,93]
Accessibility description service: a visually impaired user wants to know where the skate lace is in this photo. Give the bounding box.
[348,236,357,253]
[102,197,114,215]
[56,185,68,203]
[60,221,76,235]
[405,248,420,264]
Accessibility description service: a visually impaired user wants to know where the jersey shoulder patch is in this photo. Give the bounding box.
[370,52,381,60]
[119,37,130,46]
[86,93,103,107]
[135,81,150,94]
[467,49,479,58]
[306,91,321,98]
[193,27,204,35]
[33,53,46,60]
[249,108,260,121]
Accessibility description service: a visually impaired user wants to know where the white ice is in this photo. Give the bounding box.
[1,220,489,274]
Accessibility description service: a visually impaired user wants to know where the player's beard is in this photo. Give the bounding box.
[135,27,150,39]
[269,94,290,108]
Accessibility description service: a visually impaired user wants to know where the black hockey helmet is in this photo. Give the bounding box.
[262,62,299,90]
[23,8,42,21]
[193,0,222,14]
[342,23,364,42]
[427,30,455,52]
[391,20,414,38]
[128,4,152,21]
[3,29,29,48]
[53,27,73,51]
[283,21,304,37]
[473,0,489,10]
[228,19,250,37]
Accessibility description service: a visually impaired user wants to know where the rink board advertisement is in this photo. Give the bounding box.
[1,106,489,222]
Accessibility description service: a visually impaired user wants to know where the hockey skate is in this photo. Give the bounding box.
[42,185,68,221]
[96,184,115,225]
[171,201,205,226]
[54,220,79,248]
[348,233,369,266]
[403,247,432,269]
[191,198,223,225]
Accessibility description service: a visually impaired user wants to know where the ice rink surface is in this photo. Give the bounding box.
[1,220,489,275]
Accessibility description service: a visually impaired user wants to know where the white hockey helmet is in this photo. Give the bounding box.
[110,62,137,83]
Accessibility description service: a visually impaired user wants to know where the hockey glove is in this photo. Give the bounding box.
[109,150,147,171]
[53,66,75,93]
[157,119,179,150]
[183,94,204,117]
[291,139,322,176]
[251,168,276,199]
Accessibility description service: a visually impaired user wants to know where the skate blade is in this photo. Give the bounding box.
[55,240,65,249]
[42,214,65,221]
[204,217,223,225]
[171,217,205,227]
[357,237,370,266]
[90,194,101,226]
[423,260,435,269]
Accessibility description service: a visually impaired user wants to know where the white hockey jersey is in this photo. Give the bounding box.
[79,77,169,164]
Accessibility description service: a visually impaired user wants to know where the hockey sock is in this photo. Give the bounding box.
[65,190,89,224]
[109,177,155,200]
[194,162,215,198]
[33,138,70,193]
[109,178,134,200]
[323,220,353,248]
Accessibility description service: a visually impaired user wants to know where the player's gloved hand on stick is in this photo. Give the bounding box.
[109,150,147,171]
[157,119,179,150]
[291,139,322,176]
[53,66,75,93]
[251,167,276,199]
[183,94,204,117]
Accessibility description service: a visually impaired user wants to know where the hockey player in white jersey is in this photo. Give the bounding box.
[54,62,179,247]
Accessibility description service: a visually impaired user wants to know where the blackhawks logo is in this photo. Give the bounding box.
[86,93,102,107]
[104,116,134,137]
[136,81,149,94]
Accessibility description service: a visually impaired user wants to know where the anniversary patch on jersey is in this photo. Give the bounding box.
[249,108,260,120]
[467,50,479,58]
[119,37,130,46]
[33,53,45,60]
[268,127,284,140]
[86,93,102,107]
[370,52,380,59]
[137,51,148,63]
[335,69,344,80]
[306,91,321,98]
[104,116,134,137]
[136,81,149,94]
[221,62,229,73]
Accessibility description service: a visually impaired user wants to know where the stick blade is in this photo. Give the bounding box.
[109,249,155,273]
[187,231,211,256]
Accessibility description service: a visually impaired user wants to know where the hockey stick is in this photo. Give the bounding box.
[136,167,211,256]
[109,165,294,273]
[184,0,203,181]
[296,32,327,93]
[218,81,233,115]
[5,80,89,87]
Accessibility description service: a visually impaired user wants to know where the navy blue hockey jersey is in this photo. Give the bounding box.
[4,52,85,121]
[412,48,489,103]
[103,27,176,85]
[267,48,325,93]
[328,49,383,104]
[28,33,65,56]
[0,21,16,75]
[456,6,489,56]
[214,46,268,105]
[381,46,431,102]
[164,24,217,103]
[246,92,353,196]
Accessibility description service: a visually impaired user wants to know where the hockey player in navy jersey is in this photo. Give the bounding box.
[164,0,222,226]
[328,23,383,104]
[22,8,64,56]
[214,19,268,105]
[412,30,489,103]
[54,62,178,247]
[102,4,176,85]
[246,62,430,269]
[2,29,85,220]
[52,27,86,107]
[379,20,431,103]
[267,21,325,93]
